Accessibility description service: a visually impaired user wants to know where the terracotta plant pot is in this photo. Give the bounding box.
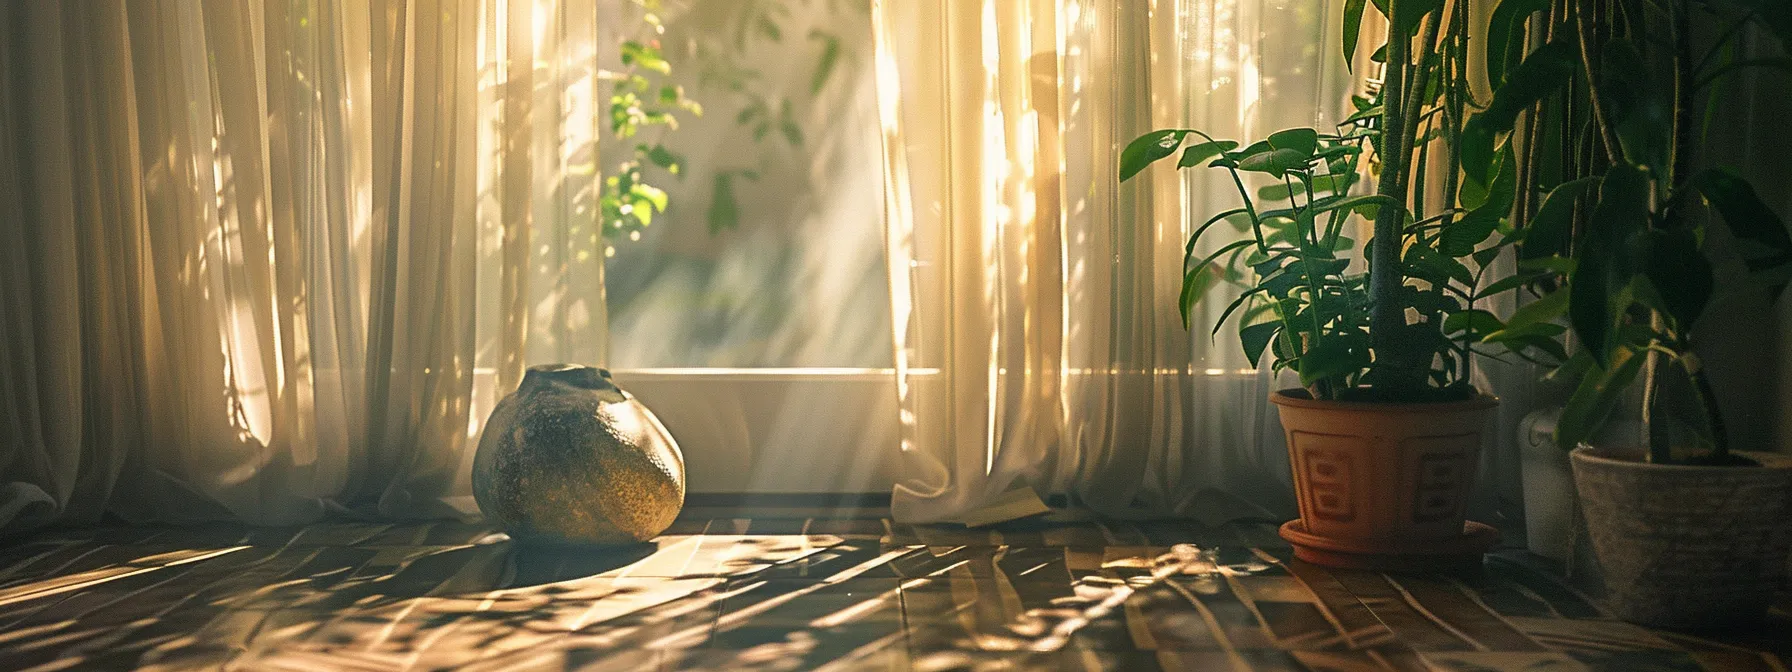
[1272,390,1500,570]
[1570,446,1792,629]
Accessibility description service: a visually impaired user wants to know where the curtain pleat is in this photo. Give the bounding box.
[0,0,607,534]
[876,0,1373,524]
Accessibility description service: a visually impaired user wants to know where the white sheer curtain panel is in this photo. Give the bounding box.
[873,0,1368,524]
[0,0,607,534]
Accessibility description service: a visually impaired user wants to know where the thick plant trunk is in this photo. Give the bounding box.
[1370,0,1412,384]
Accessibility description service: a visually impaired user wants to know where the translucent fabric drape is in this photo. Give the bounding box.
[875,0,1426,524]
[0,0,608,534]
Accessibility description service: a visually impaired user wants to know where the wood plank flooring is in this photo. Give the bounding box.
[0,512,1786,670]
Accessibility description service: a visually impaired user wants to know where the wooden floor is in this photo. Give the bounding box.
[0,510,1787,671]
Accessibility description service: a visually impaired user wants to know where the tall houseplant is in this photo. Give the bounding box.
[1483,0,1792,627]
[1121,0,1533,569]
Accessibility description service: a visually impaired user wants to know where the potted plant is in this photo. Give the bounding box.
[1118,0,1531,570]
[1485,0,1792,628]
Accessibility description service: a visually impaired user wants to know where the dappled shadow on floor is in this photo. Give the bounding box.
[0,517,1785,670]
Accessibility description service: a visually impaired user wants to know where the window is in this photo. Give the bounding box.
[601,0,897,493]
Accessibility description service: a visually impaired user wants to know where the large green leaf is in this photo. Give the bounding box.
[1485,0,1551,87]
[1463,40,1577,184]
[1239,321,1281,368]
[707,173,740,233]
[1180,263,1224,329]
[1693,168,1792,265]
[1267,128,1320,158]
[1390,0,1445,39]
[1444,309,1504,338]
[1179,140,1239,168]
[1343,0,1369,71]
[1120,130,1189,181]
[1734,0,1792,50]
[1556,347,1644,450]
[1601,39,1670,171]
[1522,177,1599,260]
[1440,147,1516,256]
[1643,227,1713,331]
[1570,164,1648,366]
[1238,148,1311,178]
[1404,243,1475,287]
[1496,288,1568,333]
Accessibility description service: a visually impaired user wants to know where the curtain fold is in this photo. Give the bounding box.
[0,0,606,534]
[874,0,1528,525]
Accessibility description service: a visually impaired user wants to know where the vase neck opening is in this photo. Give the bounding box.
[523,364,614,392]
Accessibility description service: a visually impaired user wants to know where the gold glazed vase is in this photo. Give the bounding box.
[473,364,685,544]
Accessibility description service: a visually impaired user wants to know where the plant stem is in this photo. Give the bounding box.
[1371,0,1414,382]
[1574,0,1624,164]
[1688,360,1731,459]
[1641,319,1672,464]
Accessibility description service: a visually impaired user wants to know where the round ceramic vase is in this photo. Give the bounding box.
[473,364,685,545]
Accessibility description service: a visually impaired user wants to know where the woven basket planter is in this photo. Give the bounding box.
[1571,446,1792,629]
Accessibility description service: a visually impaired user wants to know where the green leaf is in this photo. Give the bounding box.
[1342,104,1384,124]
[1498,288,1568,333]
[1180,263,1224,329]
[1120,130,1189,181]
[620,41,671,74]
[1299,332,1370,386]
[1643,227,1713,330]
[1602,39,1670,171]
[644,144,684,175]
[630,183,668,212]
[1476,270,1545,300]
[1267,128,1319,158]
[1570,163,1648,366]
[1693,168,1792,263]
[1185,207,1250,264]
[1343,0,1369,70]
[1480,39,1577,127]
[1440,147,1516,256]
[1404,243,1475,287]
[1522,177,1598,260]
[1734,0,1792,50]
[707,173,740,234]
[809,30,842,95]
[1444,309,1504,337]
[1556,348,1644,450]
[756,13,783,41]
[1257,173,1355,201]
[1240,321,1280,368]
[1463,40,1577,184]
[1485,0,1550,87]
[1223,140,1273,162]
[1187,240,1260,327]
[1238,148,1310,178]
[1212,288,1267,337]
[1391,0,1445,39]
[1178,140,1238,168]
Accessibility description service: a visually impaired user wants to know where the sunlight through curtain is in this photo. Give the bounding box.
[0,0,605,533]
[874,0,1374,524]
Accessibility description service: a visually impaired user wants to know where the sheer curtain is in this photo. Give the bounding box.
[0,0,606,534]
[874,0,1380,524]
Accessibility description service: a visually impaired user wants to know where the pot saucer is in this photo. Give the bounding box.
[1278,520,1499,572]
